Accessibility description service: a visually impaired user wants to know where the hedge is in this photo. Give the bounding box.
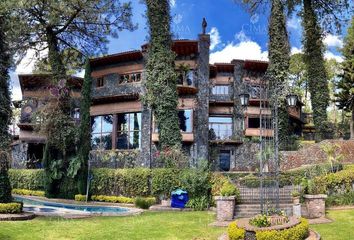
[9,168,211,202]
[313,168,354,195]
[0,202,23,214]
[9,169,45,190]
[228,218,309,240]
[12,189,45,197]
[91,195,134,204]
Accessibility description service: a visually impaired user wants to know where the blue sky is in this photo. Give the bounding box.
[11,0,348,100]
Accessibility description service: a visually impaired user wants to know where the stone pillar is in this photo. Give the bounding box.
[231,60,245,140]
[194,33,210,164]
[140,105,152,167]
[215,196,236,221]
[303,194,327,218]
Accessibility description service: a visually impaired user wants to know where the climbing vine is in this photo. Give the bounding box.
[302,0,330,141]
[145,0,182,150]
[266,0,291,150]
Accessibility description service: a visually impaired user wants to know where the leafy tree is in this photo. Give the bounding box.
[266,0,291,150]
[9,0,135,82]
[289,53,307,99]
[0,14,13,203]
[76,60,92,194]
[335,17,354,139]
[145,0,182,150]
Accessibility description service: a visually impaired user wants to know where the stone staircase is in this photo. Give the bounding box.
[234,185,297,218]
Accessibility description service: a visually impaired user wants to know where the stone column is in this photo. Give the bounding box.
[303,194,327,218]
[231,60,245,140]
[195,33,210,164]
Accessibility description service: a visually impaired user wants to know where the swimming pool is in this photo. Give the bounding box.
[14,196,139,216]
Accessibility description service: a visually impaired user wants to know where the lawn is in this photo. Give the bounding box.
[311,209,354,240]
[0,211,225,240]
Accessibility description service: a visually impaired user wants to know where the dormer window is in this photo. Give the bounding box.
[96,77,105,87]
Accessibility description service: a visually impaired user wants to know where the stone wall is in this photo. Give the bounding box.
[11,142,28,169]
[231,142,259,171]
[281,140,354,170]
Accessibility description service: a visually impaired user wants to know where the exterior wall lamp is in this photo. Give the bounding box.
[239,93,250,107]
[286,94,298,108]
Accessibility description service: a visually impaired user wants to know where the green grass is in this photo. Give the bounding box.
[0,211,225,240]
[311,209,354,240]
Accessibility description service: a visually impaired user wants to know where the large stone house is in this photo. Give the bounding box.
[12,30,304,171]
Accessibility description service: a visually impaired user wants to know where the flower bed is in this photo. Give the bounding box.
[228,217,309,240]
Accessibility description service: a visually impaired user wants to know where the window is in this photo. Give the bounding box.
[178,110,192,132]
[72,108,80,122]
[250,85,261,99]
[248,117,272,129]
[177,70,194,86]
[116,112,142,149]
[209,116,233,140]
[91,115,113,150]
[96,77,105,87]
[119,73,141,84]
[212,85,229,95]
[154,110,193,133]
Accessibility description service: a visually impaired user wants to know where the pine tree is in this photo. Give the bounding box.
[76,60,92,194]
[145,0,182,150]
[266,0,291,150]
[0,15,13,203]
[335,17,354,139]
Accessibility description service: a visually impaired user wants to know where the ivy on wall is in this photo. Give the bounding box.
[145,0,182,150]
[266,0,291,149]
[302,0,330,141]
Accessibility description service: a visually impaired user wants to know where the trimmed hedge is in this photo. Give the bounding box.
[256,218,309,240]
[313,168,354,195]
[9,169,45,190]
[228,218,309,240]
[0,202,23,214]
[91,195,134,204]
[9,168,211,204]
[12,189,45,197]
[134,197,156,209]
[326,191,354,207]
[228,221,246,240]
[74,194,86,201]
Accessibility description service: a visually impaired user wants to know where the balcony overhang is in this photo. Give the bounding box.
[152,133,194,142]
[177,85,198,95]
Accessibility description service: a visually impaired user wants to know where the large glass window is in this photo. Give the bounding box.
[91,115,113,150]
[178,110,192,132]
[212,85,229,95]
[248,117,272,129]
[209,116,233,140]
[117,112,142,149]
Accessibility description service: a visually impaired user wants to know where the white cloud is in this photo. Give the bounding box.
[291,46,302,55]
[287,17,301,30]
[235,30,250,42]
[209,27,221,51]
[169,0,176,8]
[324,51,343,62]
[9,73,22,101]
[323,34,343,48]
[210,41,268,63]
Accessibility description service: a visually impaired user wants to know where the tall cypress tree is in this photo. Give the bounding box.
[335,17,354,139]
[302,0,330,141]
[145,0,182,150]
[0,15,13,203]
[266,0,291,150]
[76,60,92,194]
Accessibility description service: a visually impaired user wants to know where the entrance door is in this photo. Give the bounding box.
[219,150,231,171]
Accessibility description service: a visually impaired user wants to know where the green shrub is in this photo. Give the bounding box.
[256,218,309,240]
[9,169,45,190]
[249,214,271,228]
[313,168,354,195]
[220,182,240,198]
[91,195,134,204]
[0,202,23,214]
[228,221,245,240]
[134,197,156,209]
[74,194,87,201]
[12,189,45,197]
[185,196,209,211]
[326,191,354,207]
[151,168,180,199]
[211,173,229,196]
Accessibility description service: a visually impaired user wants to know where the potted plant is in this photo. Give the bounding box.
[291,191,300,204]
[301,178,327,218]
[214,181,240,221]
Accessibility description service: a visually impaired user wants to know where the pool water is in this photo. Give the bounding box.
[15,196,129,214]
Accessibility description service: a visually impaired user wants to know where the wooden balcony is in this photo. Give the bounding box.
[177,84,198,95]
[152,133,194,142]
[245,128,273,137]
